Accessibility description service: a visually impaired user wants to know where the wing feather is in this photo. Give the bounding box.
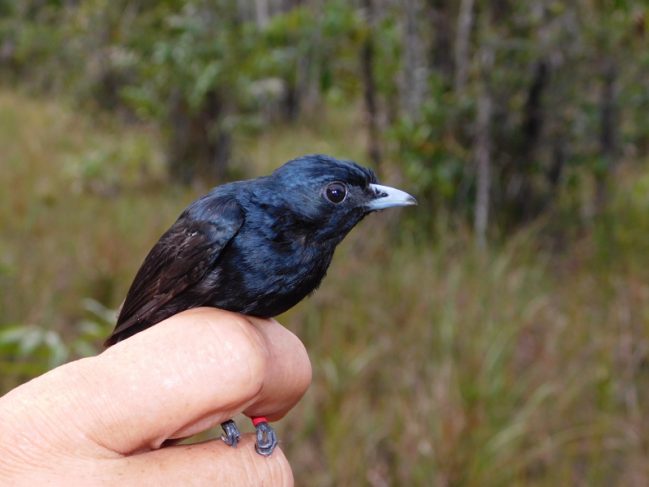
[105,198,244,345]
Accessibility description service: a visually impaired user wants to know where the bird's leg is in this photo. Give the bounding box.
[220,419,241,448]
[252,416,278,456]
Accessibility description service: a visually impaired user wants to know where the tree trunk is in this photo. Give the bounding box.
[167,89,231,185]
[427,0,454,84]
[254,0,270,28]
[454,0,474,94]
[513,59,549,221]
[360,0,381,167]
[521,60,548,157]
[400,0,428,121]
[500,59,549,226]
[594,61,617,215]
[474,46,494,248]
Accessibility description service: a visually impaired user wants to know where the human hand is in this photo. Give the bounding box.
[0,308,312,486]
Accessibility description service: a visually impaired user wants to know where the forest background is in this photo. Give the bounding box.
[1,1,649,485]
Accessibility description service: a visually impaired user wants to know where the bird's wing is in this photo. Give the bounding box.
[105,198,244,345]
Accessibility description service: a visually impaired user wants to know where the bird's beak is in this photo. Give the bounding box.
[366,183,417,211]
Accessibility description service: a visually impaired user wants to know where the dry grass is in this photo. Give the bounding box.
[1,90,648,485]
[281,231,649,485]
[0,91,188,332]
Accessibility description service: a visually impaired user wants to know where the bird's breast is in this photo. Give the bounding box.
[203,233,334,318]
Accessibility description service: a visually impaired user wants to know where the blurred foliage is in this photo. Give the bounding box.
[0,299,113,391]
[2,0,646,229]
[281,228,649,485]
[1,82,649,486]
[1,0,649,485]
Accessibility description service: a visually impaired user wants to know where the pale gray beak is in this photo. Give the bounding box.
[366,183,417,211]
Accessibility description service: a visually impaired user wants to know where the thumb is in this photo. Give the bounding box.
[1,436,293,486]
[102,436,293,487]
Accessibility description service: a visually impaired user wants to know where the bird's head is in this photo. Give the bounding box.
[263,154,416,244]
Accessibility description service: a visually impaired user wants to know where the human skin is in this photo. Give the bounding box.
[0,308,312,486]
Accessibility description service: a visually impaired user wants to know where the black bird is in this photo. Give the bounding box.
[105,154,416,455]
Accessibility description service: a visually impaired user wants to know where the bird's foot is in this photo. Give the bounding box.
[252,417,278,456]
[220,419,241,448]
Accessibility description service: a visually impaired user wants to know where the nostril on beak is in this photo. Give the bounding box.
[366,183,417,211]
[374,187,388,198]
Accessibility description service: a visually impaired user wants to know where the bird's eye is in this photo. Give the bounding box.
[324,182,347,204]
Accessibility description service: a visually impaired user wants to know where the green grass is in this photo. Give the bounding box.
[1,90,648,485]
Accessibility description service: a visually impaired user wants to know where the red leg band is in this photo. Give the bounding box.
[252,416,268,427]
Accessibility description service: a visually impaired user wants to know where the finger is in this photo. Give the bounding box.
[243,317,312,421]
[103,436,293,487]
[171,316,312,438]
[0,308,308,455]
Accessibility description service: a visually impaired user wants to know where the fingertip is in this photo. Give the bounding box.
[244,318,312,421]
[248,316,312,389]
[283,325,312,391]
[269,322,312,400]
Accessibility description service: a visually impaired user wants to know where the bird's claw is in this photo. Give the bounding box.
[220,419,241,448]
[254,421,278,456]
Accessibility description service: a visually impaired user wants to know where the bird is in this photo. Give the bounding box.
[104,154,416,455]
